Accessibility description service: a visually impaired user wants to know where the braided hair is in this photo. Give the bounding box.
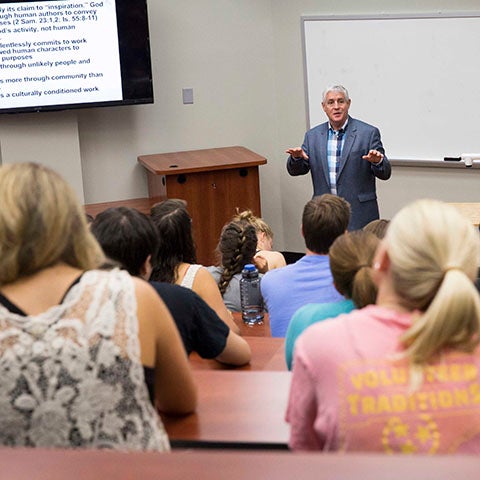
[217,220,257,295]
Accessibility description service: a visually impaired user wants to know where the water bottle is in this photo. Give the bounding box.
[240,264,264,325]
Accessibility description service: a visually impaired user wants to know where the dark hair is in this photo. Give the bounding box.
[329,230,379,308]
[90,207,157,276]
[302,194,351,254]
[216,220,257,294]
[149,199,197,283]
[363,218,390,239]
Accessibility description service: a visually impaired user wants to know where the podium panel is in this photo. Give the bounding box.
[138,146,267,265]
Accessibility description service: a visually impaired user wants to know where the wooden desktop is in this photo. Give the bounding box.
[2,447,479,480]
[189,336,286,371]
[161,370,291,449]
[190,312,284,370]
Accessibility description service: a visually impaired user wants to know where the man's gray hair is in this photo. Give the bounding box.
[322,85,350,103]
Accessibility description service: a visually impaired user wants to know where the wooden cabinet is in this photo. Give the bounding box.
[138,146,267,265]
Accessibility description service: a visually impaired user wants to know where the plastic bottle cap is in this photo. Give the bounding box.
[243,264,256,272]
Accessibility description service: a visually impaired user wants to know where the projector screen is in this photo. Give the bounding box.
[0,0,153,114]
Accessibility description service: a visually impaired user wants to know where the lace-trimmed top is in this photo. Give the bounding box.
[0,269,170,451]
[180,264,202,289]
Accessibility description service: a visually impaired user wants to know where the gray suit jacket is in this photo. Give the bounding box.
[287,116,391,230]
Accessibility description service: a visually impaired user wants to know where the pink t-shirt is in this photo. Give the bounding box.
[286,305,480,454]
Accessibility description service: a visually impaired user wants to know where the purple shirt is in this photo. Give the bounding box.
[260,254,343,337]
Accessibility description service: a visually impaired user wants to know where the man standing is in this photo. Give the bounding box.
[287,85,391,230]
[261,194,350,337]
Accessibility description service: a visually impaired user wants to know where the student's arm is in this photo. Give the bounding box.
[255,250,287,271]
[135,278,197,415]
[193,267,240,334]
[215,330,251,366]
[253,253,269,273]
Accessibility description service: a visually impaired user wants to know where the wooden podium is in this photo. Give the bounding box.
[138,146,267,265]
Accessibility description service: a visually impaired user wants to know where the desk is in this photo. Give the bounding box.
[233,311,271,337]
[84,197,153,218]
[190,336,286,371]
[2,448,480,480]
[161,370,290,449]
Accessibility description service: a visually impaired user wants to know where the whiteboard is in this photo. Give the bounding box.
[302,14,480,160]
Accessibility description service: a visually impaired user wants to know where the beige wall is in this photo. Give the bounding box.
[1,0,480,251]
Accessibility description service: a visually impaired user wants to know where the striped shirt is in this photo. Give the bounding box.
[327,122,347,195]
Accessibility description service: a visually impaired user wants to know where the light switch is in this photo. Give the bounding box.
[182,88,194,104]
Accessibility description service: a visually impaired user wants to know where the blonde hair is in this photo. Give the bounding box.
[329,231,379,308]
[0,162,104,285]
[386,199,480,372]
[233,209,273,242]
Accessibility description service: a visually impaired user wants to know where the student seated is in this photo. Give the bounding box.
[261,194,350,337]
[0,163,196,450]
[149,199,239,334]
[90,207,251,368]
[285,230,379,369]
[207,219,263,312]
[363,218,390,238]
[287,199,480,454]
[232,209,286,271]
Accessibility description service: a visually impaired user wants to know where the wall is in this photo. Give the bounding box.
[78,0,284,247]
[1,0,479,252]
[0,111,84,200]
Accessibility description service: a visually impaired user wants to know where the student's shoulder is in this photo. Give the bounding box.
[205,265,222,280]
[294,301,349,321]
[300,306,371,347]
[262,261,295,283]
[256,250,287,269]
[149,280,198,302]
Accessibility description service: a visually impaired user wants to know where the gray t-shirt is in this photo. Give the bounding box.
[207,266,245,312]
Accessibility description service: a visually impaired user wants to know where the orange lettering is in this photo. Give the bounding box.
[379,370,393,387]
[427,391,438,410]
[391,394,407,413]
[436,365,448,382]
[362,396,376,414]
[416,392,429,410]
[391,367,408,385]
[364,370,379,388]
[377,395,392,414]
[463,364,478,382]
[469,383,480,404]
[347,394,360,415]
[453,388,470,407]
[350,374,363,390]
[438,390,453,408]
[424,366,436,383]
[449,364,461,381]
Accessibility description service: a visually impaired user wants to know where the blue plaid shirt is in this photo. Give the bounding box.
[327,121,347,195]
